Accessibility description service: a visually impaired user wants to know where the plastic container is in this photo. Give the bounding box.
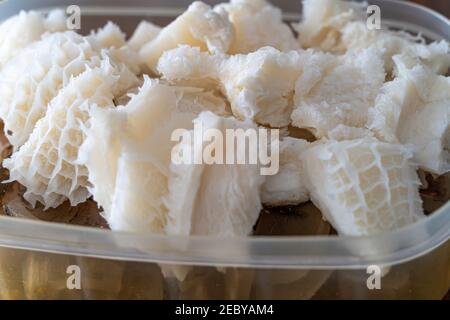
[0,0,449,300]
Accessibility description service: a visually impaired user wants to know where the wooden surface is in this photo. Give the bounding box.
[410,0,450,17]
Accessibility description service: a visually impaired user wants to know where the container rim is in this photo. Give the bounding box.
[2,0,449,26]
[0,0,449,269]
[0,202,448,269]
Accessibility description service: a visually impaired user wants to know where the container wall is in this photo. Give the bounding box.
[1,240,448,300]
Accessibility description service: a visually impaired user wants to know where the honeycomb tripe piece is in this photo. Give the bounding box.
[79,78,230,231]
[93,21,126,48]
[0,9,67,67]
[3,59,139,209]
[140,1,234,73]
[0,31,105,149]
[261,137,310,206]
[291,47,385,138]
[159,46,330,127]
[214,0,298,54]
[341,21,450,74]
[301,138,424,236]
[294,0,366,51]
[368,57,450,175]
[128,21,162,52]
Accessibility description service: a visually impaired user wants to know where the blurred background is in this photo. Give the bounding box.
[410,0,449,17]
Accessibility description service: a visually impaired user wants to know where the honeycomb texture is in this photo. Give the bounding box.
[0,31,104,149]
[301,138,424,236]
[4,59,138,209]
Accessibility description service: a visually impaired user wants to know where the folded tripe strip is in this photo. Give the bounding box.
[165,111,264,236]
[0,10,67,67]
[301,137,424,236]
[214,0,298,54]
[3,59,138,209]
[368,56,450,175]
[140,1,234,73]
[79,78,230,231]
[291,47,385,138]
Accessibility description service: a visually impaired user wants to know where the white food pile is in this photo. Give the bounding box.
[0,0,449,239]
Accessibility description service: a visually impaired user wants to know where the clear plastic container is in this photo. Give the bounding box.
[0,0,449,300]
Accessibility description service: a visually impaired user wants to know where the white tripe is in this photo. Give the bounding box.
[214,0,298,54]
[78,78,230,232]
[3,58,138,209]
[0,0,440,245]
[128,21,162,52]
[93,22,141,75]
[294,0,367,51]
[291,47,385,138]
[165,111,264,237]
[295,0,450,74]
[301,137,424,236]
[0,29,140,150]
[0,31,104,149]
[0,10,67,67]
[92,21,127,48]
[158,46,336,127]
[340,22,450,74]
[261,137,310,206]
[368,56,450,175]
[140,1,235,73]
